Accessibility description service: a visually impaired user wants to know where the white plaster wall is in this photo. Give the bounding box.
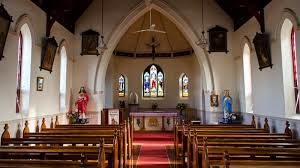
[74,0,237,114]
[106,55,202,109]
[233,0,300,118]
[0,0,74,122]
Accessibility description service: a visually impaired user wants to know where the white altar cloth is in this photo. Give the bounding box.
[130,111,177,131]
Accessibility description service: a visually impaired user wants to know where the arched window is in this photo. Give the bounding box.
[118,74,125,97]
[291,28,299,113]
[16,32,23,113]
[16,24,32,114]
[143,64,164,98]
[281,18,299,115]
[179,73,189,98]
[60,46,67,112]
[243,43,253,113]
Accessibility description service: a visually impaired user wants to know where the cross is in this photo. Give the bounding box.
[146,37,160,60]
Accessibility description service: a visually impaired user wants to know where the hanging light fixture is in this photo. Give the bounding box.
[97,0,107,53]
[197,0,208,49]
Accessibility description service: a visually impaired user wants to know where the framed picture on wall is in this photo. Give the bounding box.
[37,77,44,91]
[0,4,13,61]
[208,25,228,53]
[81,29,99,56]
[253,33,273,71]
[40,37,58,73]
[210,94,219,107]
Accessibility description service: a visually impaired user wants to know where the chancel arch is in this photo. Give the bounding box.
[94,1,214,110]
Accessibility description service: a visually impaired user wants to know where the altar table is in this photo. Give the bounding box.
[130,111,177,131]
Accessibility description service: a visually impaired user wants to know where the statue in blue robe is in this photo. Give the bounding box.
[222,90,232,123]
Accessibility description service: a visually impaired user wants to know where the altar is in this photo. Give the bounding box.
[130,111,177,131]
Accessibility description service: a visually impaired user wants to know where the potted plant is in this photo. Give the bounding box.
[67,111,79,124]
[152,102,158,110]
[176,103,187,116]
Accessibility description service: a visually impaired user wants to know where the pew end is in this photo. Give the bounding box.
[285,121,293,138]
[50,118,54,129]
[1,124,10,145]
[202,137,209,168]
[97,139,106,168]
[23,120,30,135]
[35,120,40,133]
[55,115,59,126]
[264,118,270,133]
[41,118,47,131]
[16,123,21,138]
[251,115,256,128]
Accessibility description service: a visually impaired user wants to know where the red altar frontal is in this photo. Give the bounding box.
[130,111,177,131]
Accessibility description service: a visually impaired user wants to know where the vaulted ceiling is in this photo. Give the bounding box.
[30,0,272,33]
[114,9,193,58]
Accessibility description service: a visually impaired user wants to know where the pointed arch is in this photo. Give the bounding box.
[59,44,68,112]
[274,8,300,41]
[118,74,126,97]
[242,43,253,113]
[280,15,299,116]
[143,64,164,98]
[179,73,189,98]
[15,22,32,114]
[93,0,214,109]
[14,14,36,45]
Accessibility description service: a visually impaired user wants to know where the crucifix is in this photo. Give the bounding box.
[146,37,160,60]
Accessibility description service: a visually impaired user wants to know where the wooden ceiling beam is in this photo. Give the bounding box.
[46,14,55,37]
[254,9,266,33]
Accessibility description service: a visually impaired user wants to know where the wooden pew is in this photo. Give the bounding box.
[197,142,300,168]
[174,115,258,159]
[181,119,293,168]
[188,120,299,168]
[192,137,300,166]
[52,117,132,159]
[178,118,276,163]
[0,139,108,168]
[1,123,120,168]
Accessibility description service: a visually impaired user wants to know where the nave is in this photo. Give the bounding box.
[1,115,300,168]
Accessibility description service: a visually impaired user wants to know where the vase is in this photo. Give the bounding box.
[69,118,76,124]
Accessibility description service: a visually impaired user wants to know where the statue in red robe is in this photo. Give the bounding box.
[75,87,89,119]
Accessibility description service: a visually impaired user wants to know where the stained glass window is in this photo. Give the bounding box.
[182,74,189,97]
[291,28,299,113]
[118,75,125,97]
[143,64,164,97]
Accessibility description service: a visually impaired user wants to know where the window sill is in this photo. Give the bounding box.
[287,114,300,120]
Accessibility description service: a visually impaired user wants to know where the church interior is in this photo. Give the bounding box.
[1,0,300,167]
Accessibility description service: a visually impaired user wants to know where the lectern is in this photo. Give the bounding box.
[101,108,124,125]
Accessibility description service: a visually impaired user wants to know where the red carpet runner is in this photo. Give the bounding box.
[134,132,173,168]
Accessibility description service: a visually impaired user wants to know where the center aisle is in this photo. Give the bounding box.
[133,131,173,168]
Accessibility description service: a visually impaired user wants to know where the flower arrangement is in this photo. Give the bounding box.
[176,103,187,116]
[66,111,79,124]
[176,103,187,111]
[152,102,158,110]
